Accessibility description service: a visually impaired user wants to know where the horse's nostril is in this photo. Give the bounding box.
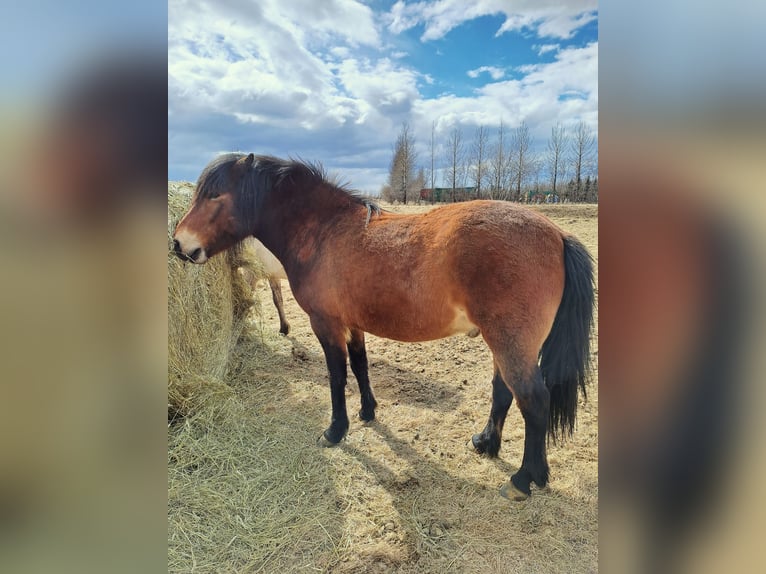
[172,239,181,253]
[190,247,202,261]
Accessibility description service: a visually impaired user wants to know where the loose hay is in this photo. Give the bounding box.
[167,182,262,419]
[168,329,343,574]
[168,183,343,573]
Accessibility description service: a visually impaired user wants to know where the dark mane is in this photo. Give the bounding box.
[195,153,381,228]
[194,152,243,199]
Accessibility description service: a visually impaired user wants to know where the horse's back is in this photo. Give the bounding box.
[380,200,565,277]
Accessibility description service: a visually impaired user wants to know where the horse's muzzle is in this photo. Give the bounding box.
[172,238,203,263]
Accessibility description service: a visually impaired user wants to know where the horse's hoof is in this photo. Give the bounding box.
[499,481,529,501]
[471,434,500,457]
[358,410,375,423]
[471,434,486,453]
[317,432,342,448]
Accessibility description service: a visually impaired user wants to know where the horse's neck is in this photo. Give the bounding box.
[253,186,360,274]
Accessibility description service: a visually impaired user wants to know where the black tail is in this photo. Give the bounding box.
[540,235,595,442]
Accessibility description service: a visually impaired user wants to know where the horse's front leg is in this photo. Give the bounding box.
[310,316,350,446]
[347,329,377,422]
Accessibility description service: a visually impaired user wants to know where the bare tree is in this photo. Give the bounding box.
[570,120,595,202]
[565,178,576,203]
[444,126,465,202]
[529,155,543,203]
[469,125,489,198]
[509,120,532,202]
[413,167,426,203]
[546,123,568,200]
[428,120,436,199]
[387,121,418,204]
[488,120,508,200]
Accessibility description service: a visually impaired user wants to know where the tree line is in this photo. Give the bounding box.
[381,120,597,204]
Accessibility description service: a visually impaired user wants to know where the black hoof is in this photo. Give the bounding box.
[472,433,500,457]
[317,434,340,448]
[359,409,376,423]
[279,324,290,336]
[472,433,487,453]
[318,424,346,447]
[511,470,532,497]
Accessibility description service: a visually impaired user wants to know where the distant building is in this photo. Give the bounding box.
[420,187,478,202]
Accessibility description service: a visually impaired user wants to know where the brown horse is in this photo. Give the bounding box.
[173,153,595,500]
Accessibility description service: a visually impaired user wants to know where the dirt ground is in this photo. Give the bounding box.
[169,202,597,573]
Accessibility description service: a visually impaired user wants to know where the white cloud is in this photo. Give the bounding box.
[336,57,420,115]
[537,43,560,55]
[411,42,598,152]
[169,2,383,118]
[387,0,597,41]
[169,0,419,191]
[535,9,597,40]
[168,0,597,193]
[330,46,351,59]
[388,0,422,35]
[467,66,506,80]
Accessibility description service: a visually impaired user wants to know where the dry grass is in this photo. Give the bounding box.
[168,197,598,573]
[168,330,346,573]
[167,183,261,419]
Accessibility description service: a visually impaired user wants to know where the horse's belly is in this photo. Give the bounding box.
[355,305,479,343]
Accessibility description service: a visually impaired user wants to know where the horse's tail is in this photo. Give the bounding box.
[540,234,595,442]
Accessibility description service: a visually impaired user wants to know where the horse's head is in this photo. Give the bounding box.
[172,153,255,263]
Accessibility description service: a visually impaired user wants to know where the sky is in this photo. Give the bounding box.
[168,0,598,193]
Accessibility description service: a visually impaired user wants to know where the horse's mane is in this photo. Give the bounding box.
[195,153,381,227]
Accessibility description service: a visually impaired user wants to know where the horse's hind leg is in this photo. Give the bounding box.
[472,368,513,457]
[497,362,550,500]
[347,329,377,422]
[268,277,290,335]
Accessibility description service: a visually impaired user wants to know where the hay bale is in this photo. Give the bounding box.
[167,182,262,419]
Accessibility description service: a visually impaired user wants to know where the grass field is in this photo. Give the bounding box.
[168,201,598,573]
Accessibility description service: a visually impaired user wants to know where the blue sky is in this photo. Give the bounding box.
[169,0,598,192]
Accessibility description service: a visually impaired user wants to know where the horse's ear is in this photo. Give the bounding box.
[231,153,255,179]
[235,153,255,171]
